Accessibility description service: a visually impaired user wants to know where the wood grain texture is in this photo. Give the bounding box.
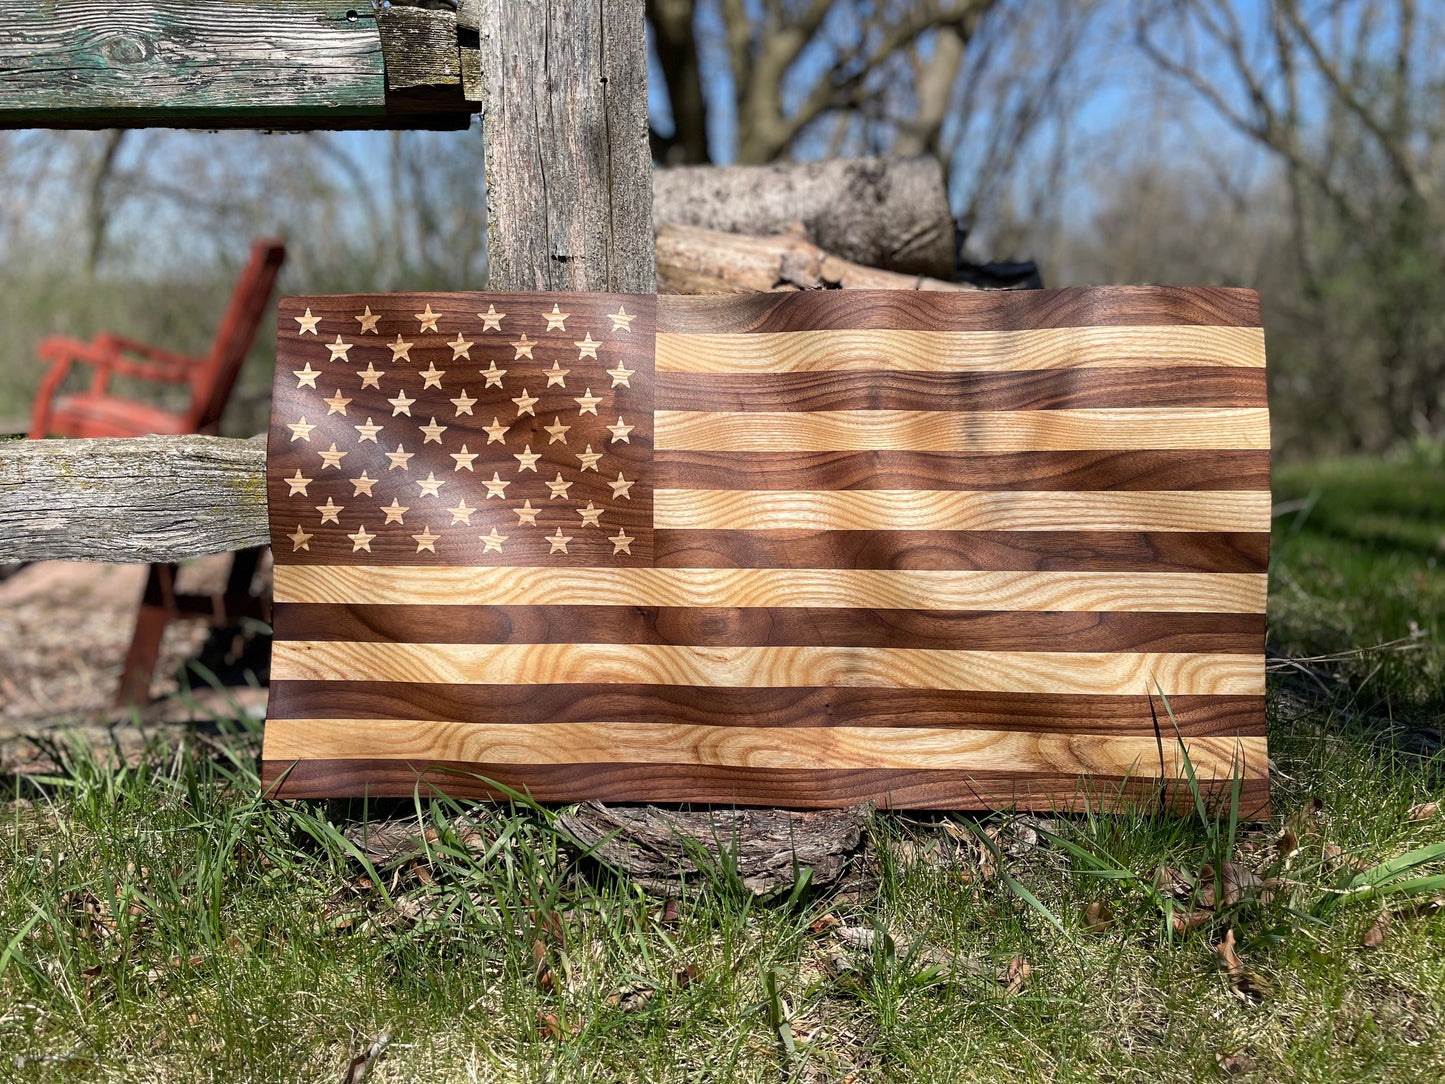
[273,604,1262,652]
[0,1,473,130]
[656,327,1264,374]
[481,0,654,291]
[651,158,956,279]
[272,641,1263,696]
[0,434,267,562]
[653,490,1270,532]
[656,368,1268,412]
[273,565,1268,613]
[656,286,1263,334]
[654,408,1270,452]
[261,758,1271,815]
[650,530,1270,573]
[653,450,1271,491]
[264,717,1264,779]
[268,682,1265,735]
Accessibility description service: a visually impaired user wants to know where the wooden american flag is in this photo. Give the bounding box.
[262,287,1270,813]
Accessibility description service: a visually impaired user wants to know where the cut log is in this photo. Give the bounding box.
[652,157,956,279]
[657,223,975,294]
[558,802,865,896]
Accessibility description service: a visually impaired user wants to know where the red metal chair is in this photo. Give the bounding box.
[28,239,286,704]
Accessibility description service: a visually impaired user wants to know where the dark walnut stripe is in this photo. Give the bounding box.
[267,682,1264,735]
[651,529,1268,573]
[262,757,1270,815]
[653,450,1270,492]
[656,286,1261,335]
[273,604,1263,652]
[656,368,1267,413]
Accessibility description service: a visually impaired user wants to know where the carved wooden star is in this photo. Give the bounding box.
[478,304,505,331]
[575,444,602,472]
[577,501,603,527]
[543,416,571,444]
[480,526,508,553]
[513,444,541,472]
[511,388,538,416]
[574,332,600,359]
[418,417,448,444]
[385,443,414,470]
[354,417,383,443]
[609,529,634,555]
[284,470,312,496]
[389,334,414,362]
[510,332,536,359]
[609,472,634,499]
[355,305,380,334]
[350,471,377,496]
[415,303,441,332]
[317,443,347,469]
[607,362,635,388]
[415,471,446,497]
[292,362,320,389]
[606,416,634,443]
[544,304,570,331]
[357,362,383,389]
[295,308,321,335]
[447,498,476,525]
[513,499,539,525]
[482,417,510,444]
[382,499,409,524]
[573,388,603,415]
[543,360,570,387]
[419,362,446,389]
[412,525,441,553]
[547,527,573,554]
[450,444,478,471]
[287,417,316,442]
[447,333,473,359]
[480,361,507,388]
[289,525,313,551]
[348,524,375,552]
[388,390,415,416]
[608,305,635,333]
[327,335,353,363]
[545,473,573,500]
[323,389,352,416]
[483,472,511,498]
[315,497,343,524]
[450,389,477,416]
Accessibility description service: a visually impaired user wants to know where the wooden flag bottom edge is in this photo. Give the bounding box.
[260,757,1271,817]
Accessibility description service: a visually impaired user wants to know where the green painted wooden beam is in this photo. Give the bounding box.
[0,1,475,130]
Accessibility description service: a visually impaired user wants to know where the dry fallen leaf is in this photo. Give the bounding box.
[532,938,555,992]
[536,1010,579,1040]
[1171,910,1210,935]
[660,899,681,925]
[1408,801,1440,823]
[1002,955,1030,995]
[1215,1050,1256,1075]
[606,986,657,1013]
[808,913,841,935]
[339,1030,390,1084]
[1215,928,1269,1002]
[1360,911,1390,949]
[1082,901,1115,934]
[1196,862,1264,909]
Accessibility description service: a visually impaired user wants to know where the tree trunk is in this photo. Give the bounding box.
[652,156,956,278]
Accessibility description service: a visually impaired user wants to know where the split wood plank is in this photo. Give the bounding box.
[0,1,475,130]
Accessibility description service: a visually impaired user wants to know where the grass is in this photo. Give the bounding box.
[3,450,1445,1082]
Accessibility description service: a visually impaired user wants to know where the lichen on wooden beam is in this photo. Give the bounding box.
[0,1,478,131]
